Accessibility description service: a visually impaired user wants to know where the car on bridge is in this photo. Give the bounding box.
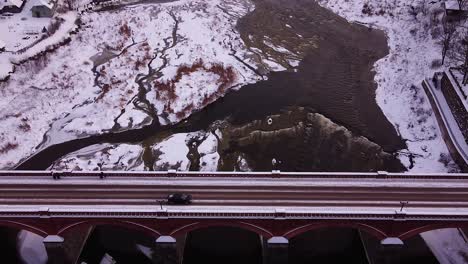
[167,193,192,205]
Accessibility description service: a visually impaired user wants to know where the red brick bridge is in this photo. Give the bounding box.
[1,170,468,263]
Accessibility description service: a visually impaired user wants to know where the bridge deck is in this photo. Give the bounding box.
[0,172,467,221]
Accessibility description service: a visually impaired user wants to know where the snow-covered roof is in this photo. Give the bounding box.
[445,0,468,11]
[0,40,5,50]
[30,0,55,9]
[0,0,24,8]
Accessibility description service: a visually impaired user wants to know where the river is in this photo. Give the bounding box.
[16,0,406,172]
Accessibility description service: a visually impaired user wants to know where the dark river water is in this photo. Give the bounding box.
[72,226,438,264]
[16,0,406,172]
[0,225,439,264]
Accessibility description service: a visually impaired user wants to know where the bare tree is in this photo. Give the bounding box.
[440,19,457,64]
[456,0,468,10]
[420,0,428,16]
[452,32,468,84]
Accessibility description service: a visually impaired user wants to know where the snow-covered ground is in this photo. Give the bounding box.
[0,0,284,169]
[17,230,47,264]
[198,132,220,171]
[422,228,468,264]
[0,0,80,80]
[424,79,468,166]
[0,0,51,51]
[152,133,191,171]
[1,0,465,172]
[317,0,464,172]
[50,130,221,171]
[49,143,145,171]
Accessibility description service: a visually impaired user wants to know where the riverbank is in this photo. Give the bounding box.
[31,0,407,172]
[316,0,458,172]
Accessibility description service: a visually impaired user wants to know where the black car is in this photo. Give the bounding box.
[167,193,192,205]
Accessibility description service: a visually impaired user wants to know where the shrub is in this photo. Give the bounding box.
[0,143,18,154]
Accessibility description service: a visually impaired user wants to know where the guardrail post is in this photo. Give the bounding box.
[377,171,389,178]
[39,207,50,219]
[264,237,289,264]
[271,170,281,178]
[275,209,286,220]
[393,210,406,221]
[168,170,177,177]
[154,236,179,264]
[43,235,68,264]
[157,208,169,219]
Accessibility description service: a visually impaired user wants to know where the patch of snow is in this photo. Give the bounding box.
[49,143,145,171]
[135,244,152,260]
[30,0,54,10]
[156,236,176,243]
[0,54,14,79]
[0,0,51,51]
[153,133,190,171]
[445,0,468,11]
[236,155,251,172]
[99,253,116,264]
[17,231,47,264]
[12,12,78,63]
[380,237,404,246]
[422,228,468,264]
[198,132,220,171]
[267,236,289,244]
[170,70,221,121]
[1,0,24,10]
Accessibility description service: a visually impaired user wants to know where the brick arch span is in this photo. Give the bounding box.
[399,222,468,240]
[57,220,161,238]
[0,220,48,237]
[282,222,387,240]
[169,220,274,238]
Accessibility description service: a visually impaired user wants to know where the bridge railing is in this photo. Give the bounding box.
[0,170,467,180]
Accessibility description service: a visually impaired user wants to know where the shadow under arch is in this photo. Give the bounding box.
[57,220,161,238]
[283,222,387,240]
[0,220,48,237]
[181,223,265,264]
[170,221,274,238]
[399,223,468,240]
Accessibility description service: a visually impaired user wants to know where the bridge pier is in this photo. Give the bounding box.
[379,237,404,264]
[153,236,179,264]
[264,236,288,264]
[43,235,68,264]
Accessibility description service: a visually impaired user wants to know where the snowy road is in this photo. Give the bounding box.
[1,171,468,218]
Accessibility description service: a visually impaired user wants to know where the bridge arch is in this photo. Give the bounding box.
[0,220,48,237]
[282,222,387,240]
[57,220,161,238]
[399,223,468,240]
[170,221,274,238]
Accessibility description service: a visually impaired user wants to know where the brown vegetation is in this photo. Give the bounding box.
[154,58,236,119]
[0,143,18,154]
[119,22,132,38]
[18,117,31,132]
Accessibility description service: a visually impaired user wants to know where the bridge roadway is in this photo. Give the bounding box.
[1,171,468,264]
[1,171,468,218]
